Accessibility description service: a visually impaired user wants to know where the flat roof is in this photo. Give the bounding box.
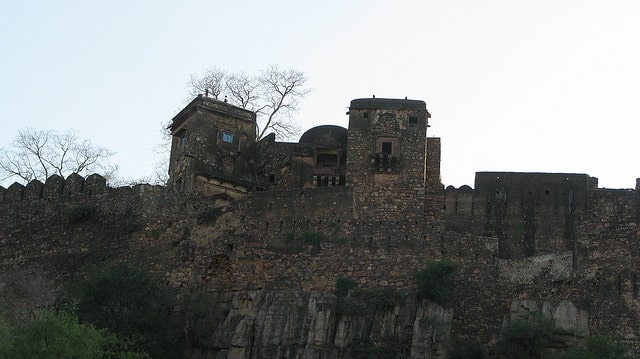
[350,97,427,111]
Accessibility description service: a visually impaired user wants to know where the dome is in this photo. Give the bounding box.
[298,125,348,148]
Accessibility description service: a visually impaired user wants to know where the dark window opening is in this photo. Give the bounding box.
[268,174,275,182]
[381,142,393,155]
[409,115,419,127]
[363,112,369,119]
[545,189,551,195]
[175,129,187,146]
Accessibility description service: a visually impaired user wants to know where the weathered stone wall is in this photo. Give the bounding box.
[346,99,429,223]
[2,172,640,356]
[168,96,257,194]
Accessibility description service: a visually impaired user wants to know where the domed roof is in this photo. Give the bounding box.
[298,125,348,148]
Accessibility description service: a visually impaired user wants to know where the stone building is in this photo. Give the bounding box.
[167,96,438,208]
[167,95,258,198]
[2,94,640,357]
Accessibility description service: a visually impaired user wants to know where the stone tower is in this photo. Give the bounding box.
[346,97,431,222]
[167,95,257,198]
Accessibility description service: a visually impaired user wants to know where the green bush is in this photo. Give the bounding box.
[496,313,556,359]
[64,263,181,358]
[9,309,104,358]
[415,258,460,304]
[335,277,358,297]
[284,231,322,246]
[336,285,400,317]
[1,309,148,359]
[449,341,488,359]
[0,317,12,358]
[553,335,638,359]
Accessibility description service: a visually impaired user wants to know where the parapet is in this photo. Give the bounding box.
[5,183,25,202]
[473,172,596,210]
[0,173,108,203]
[25,179,44,200]
[350,97,427,111]
[444,185,474,216]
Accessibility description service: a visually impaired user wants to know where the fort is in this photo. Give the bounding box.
[1,95,639,358]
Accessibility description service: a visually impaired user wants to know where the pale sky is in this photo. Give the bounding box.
[1,0,639,189]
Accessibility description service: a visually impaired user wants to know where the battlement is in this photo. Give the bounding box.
[0,173,109,203]
[2,96,640,355]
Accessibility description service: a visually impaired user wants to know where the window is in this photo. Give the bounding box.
[373,137,399,172]
[381,142,393,155]
[222,131,234,143]
[408,115,419,127]
[175,129,187,146]
[376,137,397,155]
[363,112,369,119]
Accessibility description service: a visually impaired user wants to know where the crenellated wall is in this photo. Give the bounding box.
[1,172,640,357]
[0,173,108,204]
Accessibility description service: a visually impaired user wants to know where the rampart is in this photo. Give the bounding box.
[1,172,640,355]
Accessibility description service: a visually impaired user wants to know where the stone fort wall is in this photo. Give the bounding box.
[1,173,639,352]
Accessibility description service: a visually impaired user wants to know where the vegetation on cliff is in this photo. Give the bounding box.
[63,263,183,358]
[497,312,638,359]
[415,258,461,305]
[0,309,147,358]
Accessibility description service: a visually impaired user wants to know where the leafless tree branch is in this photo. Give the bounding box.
[0,128,116,186]
[187,65,310,140]
[187,68,226,99]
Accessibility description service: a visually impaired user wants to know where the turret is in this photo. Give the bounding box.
[346,97,431,221]
[167,95,257,198]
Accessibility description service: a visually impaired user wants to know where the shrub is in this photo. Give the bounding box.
[336,285,400,317]
[1,309,149,359]
[449,341,488,359]
[9,309,104,358]
[335,277,358,297]
[284,231,322,246]
[553,335,638,359]
[496,312,556,359]
[415,258,460,304]
[0,317,11,358]
[64,263,181,358]
[300,231,322,245]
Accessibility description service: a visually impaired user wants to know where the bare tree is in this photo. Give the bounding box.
[152,121,172,185]
[187,65,310,140]
[256,65,309,140]
[187,67,226,100]
[226,72,262,110]
[0,128,116,185]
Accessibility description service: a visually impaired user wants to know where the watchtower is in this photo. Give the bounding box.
[346,97,431,221]
[167,95,257,198]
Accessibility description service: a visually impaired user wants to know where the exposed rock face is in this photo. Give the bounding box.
[497,252,573,284]
[504,299,590,351]
[192,291,451,359]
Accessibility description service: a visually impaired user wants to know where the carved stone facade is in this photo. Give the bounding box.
[167,96,437,209]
